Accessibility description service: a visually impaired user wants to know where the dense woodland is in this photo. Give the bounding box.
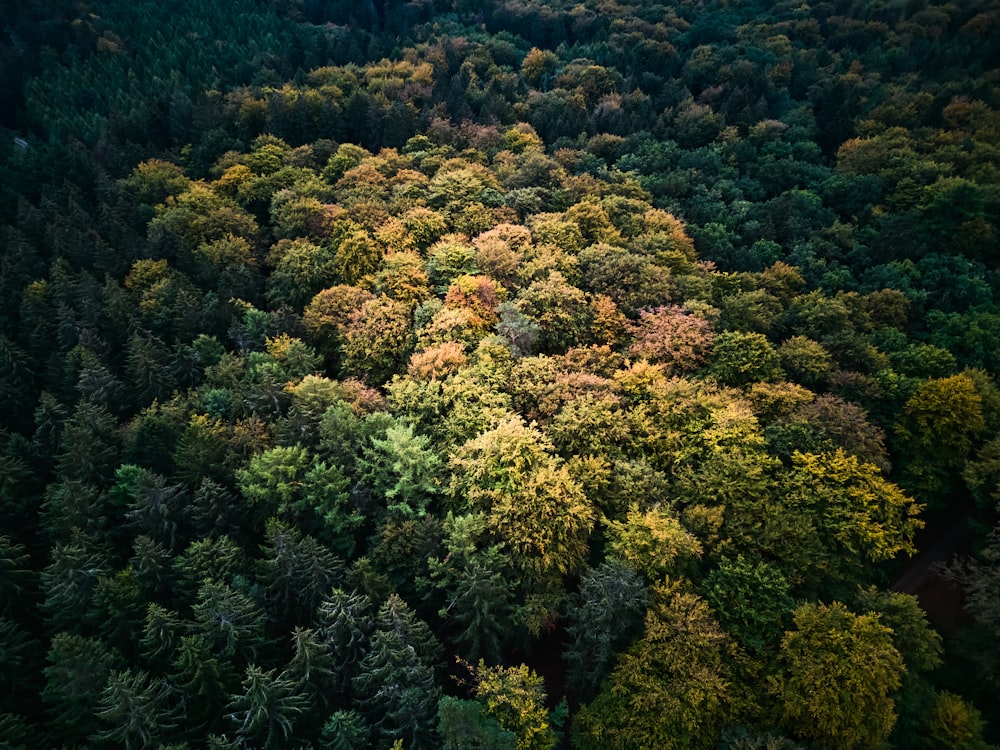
[1,0,999,747]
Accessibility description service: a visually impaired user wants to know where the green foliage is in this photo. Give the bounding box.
[449,416,595,580]
[359,420,443,518]
[259,520,346,624]
[0,617,37,708]
[774,601,904,750]
[424,515,518,663]
[437,696,516,750]
[42,633,124,744]
[563,558,649,700]
[709,331,784,386]
[573,580,744,750]
[227,665,309,749]
[472,661,558,750]
[516,272,591,354]
[192,580,267,664]
[702,555,794,657]
[778,335,834,387]
[94,669,180,750]
[316,587,375,694]
[784,450,922,568]
[237,445,311,519]
[341,296,414,384]
[320,709,370,750]
[170,633,234,735]
[352,597,441,749]
[56,401,122,488]
[605,504,703,580]
[894,373,987,505]
[711,449,922,591]
[919,690,993,750]
[0,536,32,620]
[40,530,112,634]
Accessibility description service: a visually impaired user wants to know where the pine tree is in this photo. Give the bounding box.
[192,580,268,665]
[94,669,179,750]
[316,587,375,696]
[42,633,124,745]
[227,664,310,750]
[353,626,441,749]
[139,603,186,669]
[40,529,111,634]
[352,594,443,748]
[563,558,649,700]
[259,519,346,626]
[171,633,237,737]
[320,709,370,750]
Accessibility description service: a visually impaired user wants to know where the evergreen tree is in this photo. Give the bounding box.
[316,587,375,696]
[258,519,345,625]
[94,669,180,750]
[352,595,442,748]
[42,633,124,745]
[563,558,649,700]
[320,709,371,750]
[171,633,236,737]
[226,664,310,749]
[192,580,268,666]
[40,530,111,634]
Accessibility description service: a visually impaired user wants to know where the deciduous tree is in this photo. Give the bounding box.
[573,580,743,750]
[774,602,903,750]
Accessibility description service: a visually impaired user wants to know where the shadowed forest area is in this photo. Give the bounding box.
[1,0,999,747]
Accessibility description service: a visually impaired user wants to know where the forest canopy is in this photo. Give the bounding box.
[1,0,999,748]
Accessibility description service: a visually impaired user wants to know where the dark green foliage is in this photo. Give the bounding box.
[42,634,124,745]
[0,617,39,710]
[0,712,35,749]
[226,665,309,749]
[0,536,33,619]
[320,709,370,750]
[316,588,375,695]
[0,335,35,431]
[139,603,185,669]
[190,478,244,539]
[437,697,516,750]
[40,530,112,634]
[709,331,784,386]
[170,633,235,736]
[353,624,441,749]
[192,581,268,665]
[702,555,794,658]
[94,669,180,750]
[287,625,336,689]
[352,595,443,748]
[111,465,189,552]
[424,541,517,664]
[775,602,904,750]
[55,402,121,488]
[369,516,445,606]
[172,535,249,607]
[258,520,345,625]
[563,558,649,700]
